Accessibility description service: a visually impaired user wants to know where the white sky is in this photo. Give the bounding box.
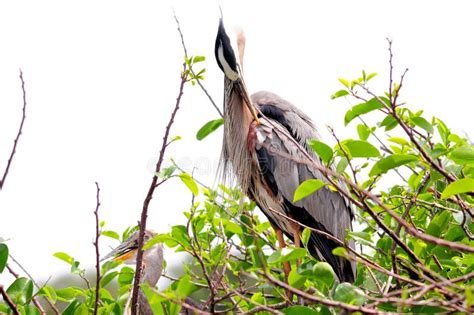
[1,0,474,287]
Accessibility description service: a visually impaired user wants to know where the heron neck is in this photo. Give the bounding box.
[222,79,255,192]
[142,244,163,287]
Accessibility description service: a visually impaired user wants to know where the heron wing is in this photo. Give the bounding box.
[252,91,355,282]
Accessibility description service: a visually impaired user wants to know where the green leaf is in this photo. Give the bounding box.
[301,227,311,246]
[141,285,165,315]
[0,243,8,273]
[118,266,135,285]
[340,140,380,158]
[224,220,243,235]
[387,137,409,146]
[336,157,349,173]
[101,230,120,241]
[37,285,57,303]
[24,305,41,315]
[366,72,378,81]
[283,306,319,315]
[331,89,349,99]
[412,116,434,134]
[356,124,370,140]
[158,165,177,179]
[334,283,366,305]
[426,211,452,237]
[100,271,118,287]
[192,55,205,63]
[144,233,168,250]
[53,252,74,265]
[177,275,196,298]
[283,247,307,262]
[449,146,474,165]
[344,98,384,126]
[267,250,282,264]
[293,179,326,203]
[338,78,349,88]
[380,115,398,131]
[7,277,33,305]
[179,173,199,196]
[332,247,348,258]
[441,178,474,199]
[55,287,86,302]
[369,154,418,177]
[288,269,306,289]
[313,262,335,288]
[62,299,80,314]
[467,286,474,308]
[308,139,333,164]
[196,118,224,140]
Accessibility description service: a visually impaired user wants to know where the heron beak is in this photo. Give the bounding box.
[113,249,137,262]
[237,79,260,124]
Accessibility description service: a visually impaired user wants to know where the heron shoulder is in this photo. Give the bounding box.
[251,90,319,142]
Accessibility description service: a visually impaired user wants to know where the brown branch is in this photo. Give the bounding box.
[261,271,381,314]
[356,66,474,218]
[155,291,212,315]
[0,70,27,191]
[271,141,474,254]
[131,65,188,314]
[0,285,20,315]
[227,286,284,315]
[93,182,101,315]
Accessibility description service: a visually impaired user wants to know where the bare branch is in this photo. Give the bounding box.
[0,70,27,191]
[93,182,101,315]
[131,65,188,314]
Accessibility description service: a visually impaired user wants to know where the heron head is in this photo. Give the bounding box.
[215,18,260,123]
[215,19,240,81]
[102,230,156,264]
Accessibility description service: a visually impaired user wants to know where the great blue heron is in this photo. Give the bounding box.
[214,19,355,282]
[102,230,163,314]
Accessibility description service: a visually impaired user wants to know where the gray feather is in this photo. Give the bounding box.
[251,91,355,281]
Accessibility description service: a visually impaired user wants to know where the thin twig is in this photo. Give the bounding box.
[93,182,101,315]
[0,70,27,191]
[262,140,474,254]
[131,64,188,314]
[261,271,381,314]
[0,285,20,315]
[173,11,223,118]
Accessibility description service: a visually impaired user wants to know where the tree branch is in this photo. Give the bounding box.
[131,65,188,314]
[0,285,20,315]
[261,272,380,314]
[0,70,27,191]
[93,182,101,315]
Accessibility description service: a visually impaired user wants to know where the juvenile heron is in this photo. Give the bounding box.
[102,230,163,314]
[215,19,355,282]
